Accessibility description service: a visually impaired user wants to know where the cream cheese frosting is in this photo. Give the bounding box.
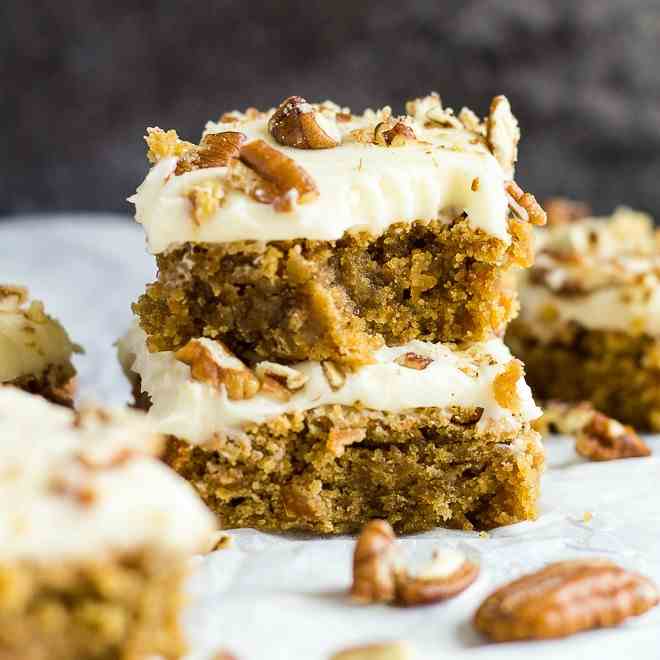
[520,207,660,339]
[0,286,76,383]
[0,387,216,561]
[118,323,541,446]
[131,96,514,254]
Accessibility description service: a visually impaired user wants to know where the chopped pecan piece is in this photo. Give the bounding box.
[327,427,366,458]
[492,359,523,413]
[259,376,292,402]
[268,96,340,149]
[0,285,28,311]
[396,548,479,607]
[506,181,547,226]
[425,105,462,129]
[474,559,659,641]
[175,339,260,400]
[331,641,414,660]
[544,197,592,226]
[576,412,651,461]
[351,520,400,604]
[176,131,246,175]
[255,361,308,391]
[186,180,225,225]
[394,352,433,370]
[374,121,416,147]
[226,160,281,205]
[458,107,486,135]
[486,95,520,179]
[321,360,346,390]
[239,139,319,207]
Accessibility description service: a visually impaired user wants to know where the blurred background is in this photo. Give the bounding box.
[3,0,660,219]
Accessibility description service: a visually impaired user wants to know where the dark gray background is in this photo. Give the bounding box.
[3,1,660,218]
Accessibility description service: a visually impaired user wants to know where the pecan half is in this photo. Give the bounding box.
[474,559,660,641]
[239,139,319,206]
[506,181,547,226]
[374,121,416,147]
[350,520,400,604]
[331,641,414,660]
[175,339,260,400]
[269,96,340,149]
[576,412,651,461]
[394,352,433,370]
[396,548,479,606]
[486,95,520,179]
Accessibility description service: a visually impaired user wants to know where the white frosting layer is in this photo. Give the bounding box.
[520,207,660,339]
[0,289,76,383]
[131,102,511,254]
[0,388,216,561]
[119,323,541,445]
[519,282,660,340]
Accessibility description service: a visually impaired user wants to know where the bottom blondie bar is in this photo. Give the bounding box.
[120,323,543,533]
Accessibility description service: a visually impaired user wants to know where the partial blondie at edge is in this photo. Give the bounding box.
[0,285,78,406]
[0,388,216,660]
[509,205,660,430]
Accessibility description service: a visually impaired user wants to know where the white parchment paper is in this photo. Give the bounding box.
[2,216,659,659]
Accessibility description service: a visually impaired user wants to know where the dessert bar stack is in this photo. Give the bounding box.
[120,92,546,533]
[508,204,660,430]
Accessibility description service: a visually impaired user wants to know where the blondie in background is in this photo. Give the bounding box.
[3,0,660,219]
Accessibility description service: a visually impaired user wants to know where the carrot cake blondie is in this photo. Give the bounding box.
[119,323,543,533]
[507,205,660,430]
[0,387,216,660]
[0,285,78,406]
[131,93,545,368]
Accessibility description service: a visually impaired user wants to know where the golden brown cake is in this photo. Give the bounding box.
[119,324,543,533]
[0,388,216,660]
[130,94,544,368]
[507,206,660,430]
[0,285,78,406]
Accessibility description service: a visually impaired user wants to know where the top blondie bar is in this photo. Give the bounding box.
[132,94,545,368]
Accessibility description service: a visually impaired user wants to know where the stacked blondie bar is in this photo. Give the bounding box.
[120,93,546,533]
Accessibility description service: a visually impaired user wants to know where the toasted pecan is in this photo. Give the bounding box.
[576,412,651,461]
[269,96,340,149]
[474,559,659,641]
[240,139,319,205]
